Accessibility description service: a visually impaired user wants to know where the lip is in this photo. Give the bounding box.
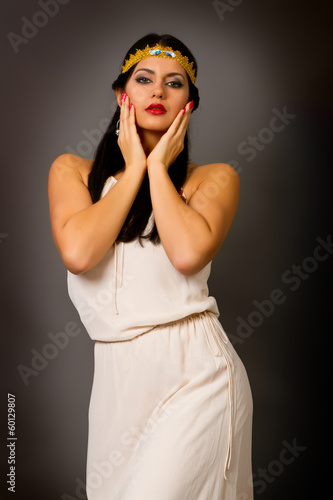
[146,103,166,115]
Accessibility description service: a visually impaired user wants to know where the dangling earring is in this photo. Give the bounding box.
[115,119,120,136]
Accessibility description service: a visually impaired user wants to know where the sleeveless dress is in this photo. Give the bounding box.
[67,175,253,500]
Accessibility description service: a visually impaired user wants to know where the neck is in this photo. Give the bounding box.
[138,128,164,155]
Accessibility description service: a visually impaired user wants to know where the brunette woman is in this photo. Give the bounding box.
[48,33,253,500]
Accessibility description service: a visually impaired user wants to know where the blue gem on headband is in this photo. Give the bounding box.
[164,50,176,58]
[149,49,177,58]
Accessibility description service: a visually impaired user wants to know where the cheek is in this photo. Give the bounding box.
[174,87,190,108]
[169,94,188,117]
[125,84,148,105]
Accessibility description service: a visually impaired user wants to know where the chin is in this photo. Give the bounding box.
[137,115,173,133]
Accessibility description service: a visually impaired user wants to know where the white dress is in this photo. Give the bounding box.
[67,176,253,500]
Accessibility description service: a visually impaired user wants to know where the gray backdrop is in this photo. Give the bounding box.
[1,0,332,499]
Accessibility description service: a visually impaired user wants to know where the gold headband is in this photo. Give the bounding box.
[121,44,196,84]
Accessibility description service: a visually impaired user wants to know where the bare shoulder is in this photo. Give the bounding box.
[49,153,94,187]
[184,162,239,202]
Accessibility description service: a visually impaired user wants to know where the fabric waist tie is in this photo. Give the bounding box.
[200,311,234,481]
[114,241,125,315]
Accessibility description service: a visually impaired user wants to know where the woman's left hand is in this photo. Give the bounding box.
[147,100,193,171]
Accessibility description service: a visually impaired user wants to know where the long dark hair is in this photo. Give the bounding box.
[88,33,200,245]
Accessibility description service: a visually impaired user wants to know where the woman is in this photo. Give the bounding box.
[48,33,253,500]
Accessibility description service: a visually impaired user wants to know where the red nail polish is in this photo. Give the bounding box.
[182,108,186,115]
[189,100,194,109]
[129,103,133,110]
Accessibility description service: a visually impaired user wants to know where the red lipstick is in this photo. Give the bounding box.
[146,103,166,115]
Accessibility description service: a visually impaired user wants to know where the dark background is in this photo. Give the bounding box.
[1,0,332,499]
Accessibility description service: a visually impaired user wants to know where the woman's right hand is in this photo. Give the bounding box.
[117,92,147,173]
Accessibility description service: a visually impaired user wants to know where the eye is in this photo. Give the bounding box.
[167,80,183,88]
[135,76,151,84]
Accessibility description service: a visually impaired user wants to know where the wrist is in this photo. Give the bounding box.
[122,164,147,185]
[125,160,147,175]
[147,160,168,174]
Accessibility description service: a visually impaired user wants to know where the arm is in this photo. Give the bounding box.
[48,95,147,274]
[147,162,240,276]
[48,153,146,274]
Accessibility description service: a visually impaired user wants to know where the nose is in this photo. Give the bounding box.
[151,79,164,99]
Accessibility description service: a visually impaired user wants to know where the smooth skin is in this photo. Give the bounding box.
[48,57,240,276]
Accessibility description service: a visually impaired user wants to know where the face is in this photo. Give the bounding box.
[117,57,190,132]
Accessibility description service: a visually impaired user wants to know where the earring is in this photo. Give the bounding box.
[115,119,120,136]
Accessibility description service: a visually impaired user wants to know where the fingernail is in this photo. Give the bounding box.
[189,100,194,109]
[129,103,133,110]
[182,108,186,115]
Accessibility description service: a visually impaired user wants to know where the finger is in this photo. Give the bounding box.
[127,102,139,137]
[182,100,194,119]
[128,101,135,122]
[119,92,131,136]
[118,92,126,128]
[164,107,186,137]
[173,101,193,137]
[122,92,130,118]
[122,99,141,145]
[119,91,128,115]
[173,99,194,130]
[124,98,136,126]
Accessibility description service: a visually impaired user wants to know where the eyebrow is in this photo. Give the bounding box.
[133,68,185,79]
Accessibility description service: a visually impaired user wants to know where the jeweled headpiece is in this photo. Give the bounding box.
[121,44,196,84]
